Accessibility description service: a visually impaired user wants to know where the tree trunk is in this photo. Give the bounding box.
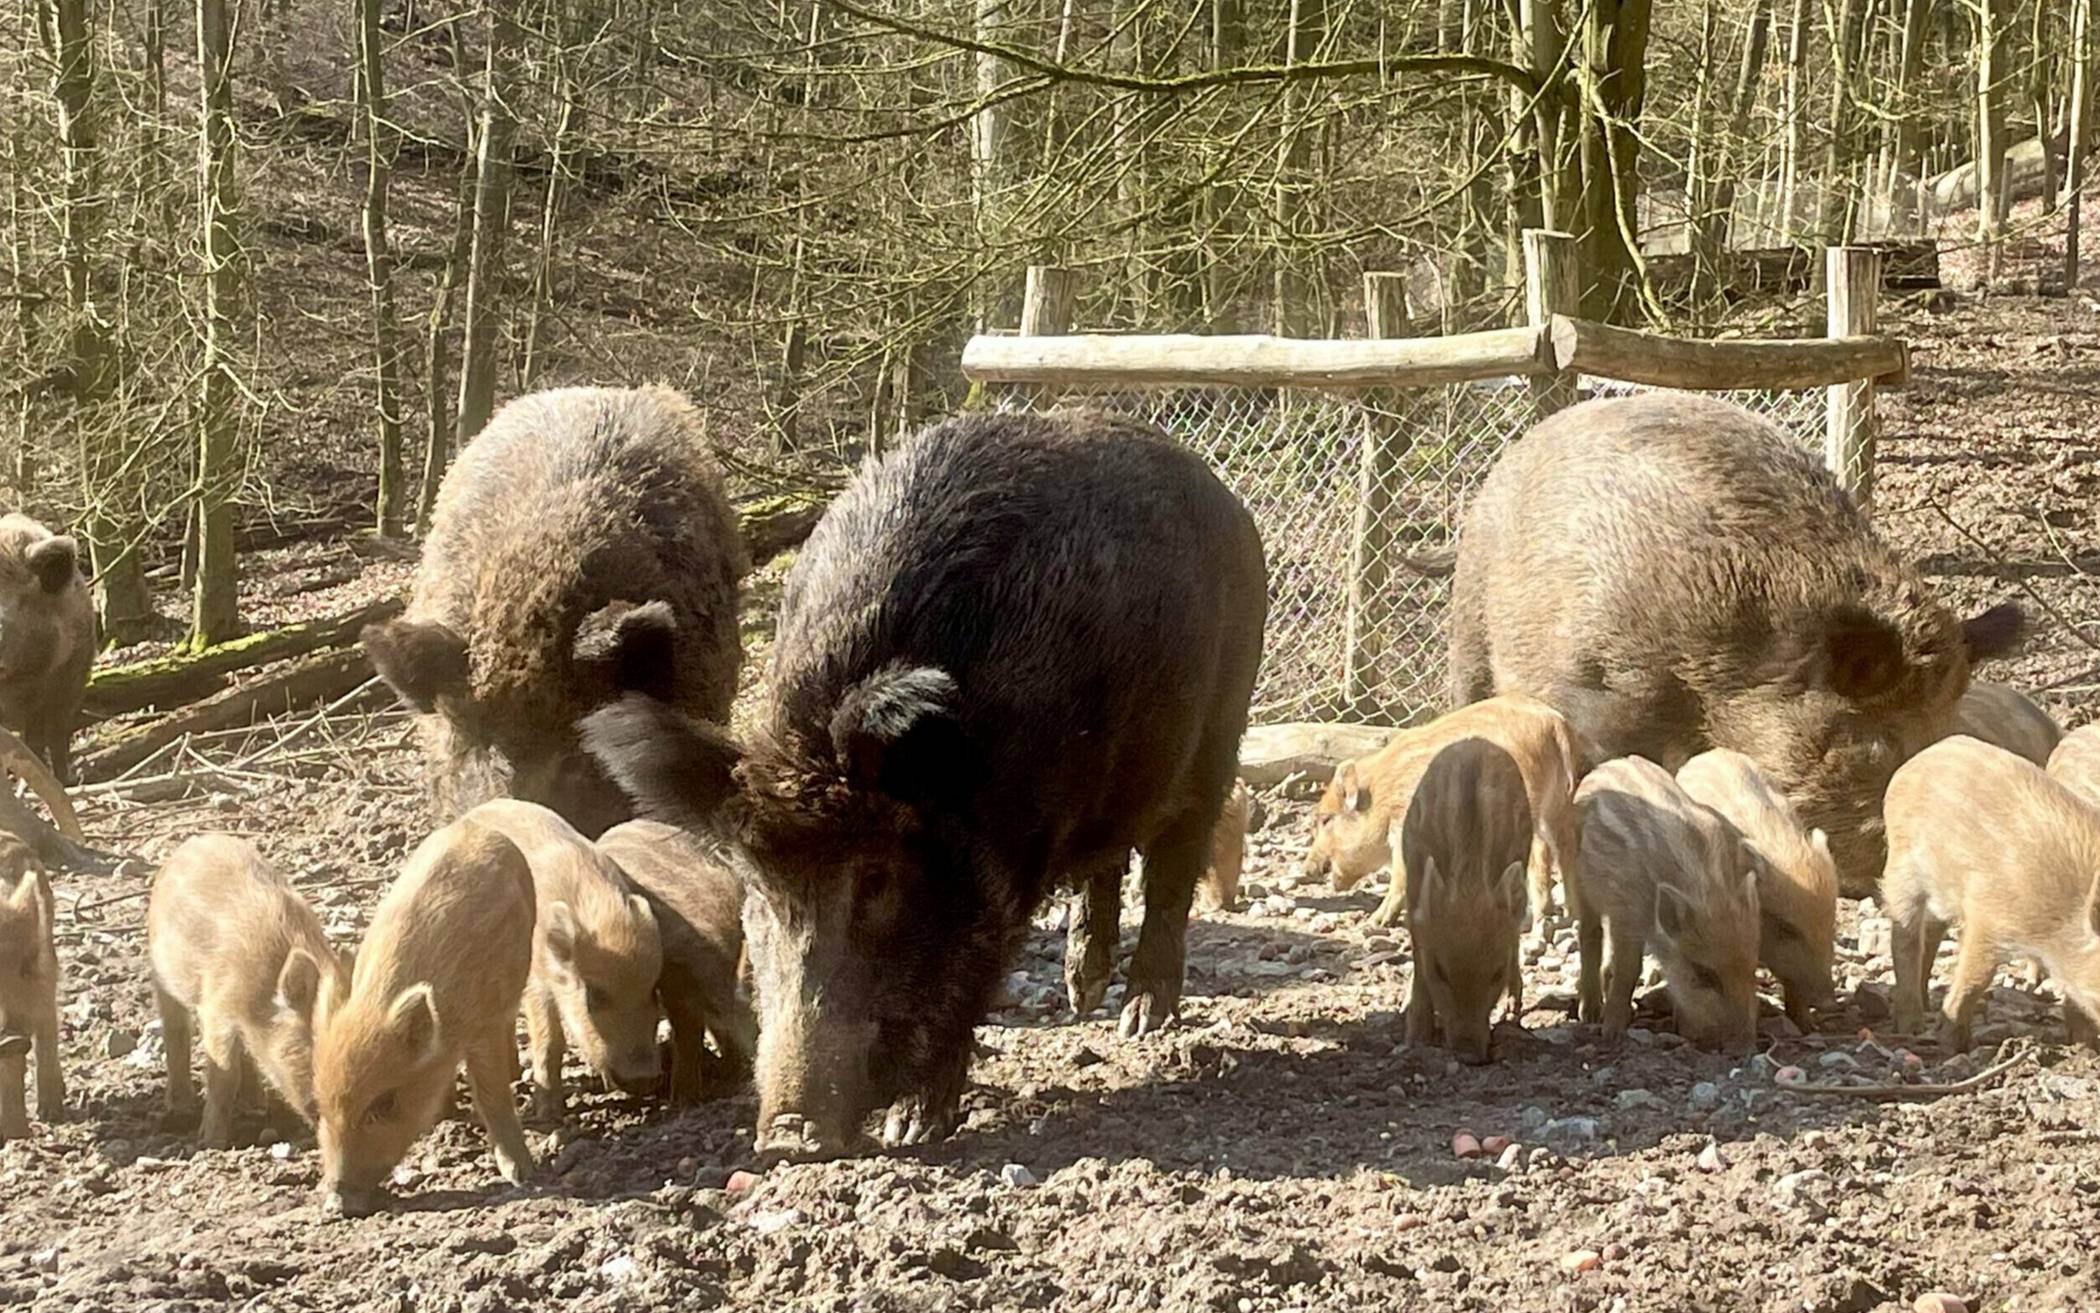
[971,0,1012,329]
[1521,0,1575,232]
[417,17,478,535]
[1978,0,2010,279]
[1272,0,1327,335]
[1204,0,1243,326]
[1891,0,1935,228]
[1780,0,1810,234]
[1576,0,1651,321]
[1703,0,1771,258]
[2072,0,2094,286]
[192,0,242,647]
[454,1,518,455]
[357,0,407,540]
[5,87,34,496]
[2033,0,2061,212]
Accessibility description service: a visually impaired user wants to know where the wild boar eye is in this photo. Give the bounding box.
[364,1091,398,1125]
[1690,964,1724,992]
[585,985,609,1011]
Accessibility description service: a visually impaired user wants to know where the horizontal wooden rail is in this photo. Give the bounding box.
[961,326,1551,389]
[1548,314,1910,390]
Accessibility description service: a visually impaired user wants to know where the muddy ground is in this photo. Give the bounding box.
[7,286,2100,1313]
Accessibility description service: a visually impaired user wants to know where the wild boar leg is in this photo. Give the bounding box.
[523,983,565,1120]
[699,997,756,1093]
[1403,963,1437,1047]
[465,1031,536,1185]
[1890,911,1945,1036]
[1502,939,1525,1024]
[882,1043,970,1148]
[1121,812,1211,1038]
[1063,859,1124,1018]
[1936,935,1997,1052]
[36,1010,64,1122]
[0,1048,25,1139]
[1368,857,1408,929]
[1574,903,1605,1025]
[197,1016,245,1148]
[155,985,197,1120]
[1601,924,1642,1040]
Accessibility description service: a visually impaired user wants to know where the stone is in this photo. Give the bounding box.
[999,1163,1038,1188]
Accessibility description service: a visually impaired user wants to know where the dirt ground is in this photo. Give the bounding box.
[7,288,2100,1313]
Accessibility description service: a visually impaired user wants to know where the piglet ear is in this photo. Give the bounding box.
[25,535,79,594]
[828,664,962,799]
[277,948,322,1018]
[1653,883,1694,944]
[363,620,471,713]
[575,600,679,702]
[1961,602,2023,665]
[1338,763,1371,813]
[543,901,580,978]
[386,983,444,1064]
[2086,873,2100,941]
[1496,859,1530,930]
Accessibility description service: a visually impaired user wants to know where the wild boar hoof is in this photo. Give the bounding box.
[321,1186,388,1219]
[1368,901,1405,930]
[757,1114,851,1162]
[1117,987,1179,1039]
[881,1096,956,1149]
[1065,972,1110,1018]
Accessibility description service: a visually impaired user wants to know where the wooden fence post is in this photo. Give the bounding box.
[1825,245,1881,513]
[1019,265,1076,410]
[1523,229,1580,419]
[1343,272,1413,721]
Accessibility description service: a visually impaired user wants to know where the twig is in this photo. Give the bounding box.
[1923,504,2100,656]
[1773,1044,2030,1102]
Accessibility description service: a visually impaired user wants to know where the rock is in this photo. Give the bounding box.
[1542,1116,1603,1148]
[1625,1027,1656,1045]
[103,1028,138,1059]
[598,1255,641,1284]
[268,1142,293,1162]
[1496,1143,1524,1172]
[1854,982,1892,1021]
[1602,1243,1628,1261]
[1913,1295,1968,1313]
[747,1208,802,1235]
[1818,1050,1863,1072]
[999,1163,1038,1188]
[1696,1142,1727,1173]
[725,1170,761,1193]
[1688,1081,1721,1111]
[1759,1015,1803,1040]
[1748,1053,1781,1080]
[1774,1065,1807,1086]
[1857,917,1892,958]
[1520,1106,1549,1130]
[1481,1135,1512,1155]
[1559,1249,1602,1275]
[1615,1088,1663,1112]
[1773,1169,1830,1205]
[1452,1130,1484,1159]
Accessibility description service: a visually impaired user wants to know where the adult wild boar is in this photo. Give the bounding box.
[585,410,1266,1160]
[1446,393,2021,897]
[0,514,93,786]
[363,387,747,837]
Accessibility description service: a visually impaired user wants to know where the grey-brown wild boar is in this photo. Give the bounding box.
[1571,756,1763,1052]
[460,799,663,1116]
[1883,735,2100,1050]
[1400,738,1532,1063]
[1954,680,2060,766]
[0,833,59,1140]
[0,513,93,786]
[596,819,756,1103]
[148,835,349,1145]
[1675,749,1838,1025]
[585,410,1265,1160]
[1444,393,2021,897]
[363,387,747,838]
[312,819,536,1216]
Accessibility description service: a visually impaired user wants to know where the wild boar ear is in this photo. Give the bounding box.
[580,694,743,832]
[277,948,323,1018]
[1809,827,1833,866]
[1338,763,1370,813]
[544,900,579,976]
[25,535,79,594]
[385,983,443,1064]
[1960,602,2024,665]
[828,664,963,801]
[1496,860,1531,930]
[363,619,471,714]
[1410,856,1441,924]
[1818,607,1907,702]
[574,600,679,703]
[627,893,656,933]
[2086,874,2100,941]
[1653,883,1693,945]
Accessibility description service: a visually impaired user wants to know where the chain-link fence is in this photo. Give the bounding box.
[1000,378,1834,726]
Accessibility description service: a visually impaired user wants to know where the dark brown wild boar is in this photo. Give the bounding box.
[0,514,93,786]
[363,387,747,837]
[1446,393,2021,897]
[585,409,1265,1160]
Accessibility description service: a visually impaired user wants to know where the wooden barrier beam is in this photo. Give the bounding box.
[960,326,1551,390]
[1548,315,1909,391]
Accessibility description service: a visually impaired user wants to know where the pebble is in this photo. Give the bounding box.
[1496,1143,1524,1172]
[1748,1053,1781,1080]
[1452,1131,1484,1160]
[1559,1249,1602,1275]
[1773,1169,1829,1203]
[1696,1142,1727,1173]
[598,1255,640,1284]
[1520,1106,1549,1130]
[999,1163,1038,1188]
[1817,1050,1863,1072]
[269,1142,293,1162]
[1758,1015,1803,1040]
[1687,1081,1721,1111]
[103,1028,138,1060]
[1542,1116,1603,1146]
[31,1248,57,1274]
[1615,1088,1663,1112]
[1481,1135,1512,1155]
[725,1170,762,1193]
[747,1207,802,1235]
[1913,1295,1967,1313]
[1774,1065,1807,1086]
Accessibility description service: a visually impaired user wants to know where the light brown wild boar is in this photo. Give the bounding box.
[1954,681,2061,767]
[1570,756,1763,1052]
[1304,695,1582,930]
[463,799,664,1116]
[1196,778,1252,912]
[2046,724,2100,811]
[148,835,349,1146]
[1675,749,1838,1026]
[1882,735,2100,1050]
[597,819,756,1103]
[0,513,93,785]
[312,819,536,1216]
[1400,738,1532,1063]
[0,833,59,1140]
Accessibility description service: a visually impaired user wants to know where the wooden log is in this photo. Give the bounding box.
[960,326,1551,390]
[1549,314,1908,391]
[0,724,83,840]
[84,597,405,717]
[1523,229,1582,419]
[1645,240,1939,294]
[1826,246,1882,513]
[737,492,826,564]
[77,648,383,781]
[1240,722,1398,787]
[0,790,116,873]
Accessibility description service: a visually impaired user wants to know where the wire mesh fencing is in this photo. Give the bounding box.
[999,378,1835,727]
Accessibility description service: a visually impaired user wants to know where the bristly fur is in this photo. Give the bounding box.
[0,513,94,786]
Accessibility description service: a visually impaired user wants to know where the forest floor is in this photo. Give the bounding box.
[6,276,2100,1312]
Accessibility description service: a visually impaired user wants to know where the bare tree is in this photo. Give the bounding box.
[358,0,407,539]
[417,16,478,535]
[455,1,519,456]
[190,0,242,646]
